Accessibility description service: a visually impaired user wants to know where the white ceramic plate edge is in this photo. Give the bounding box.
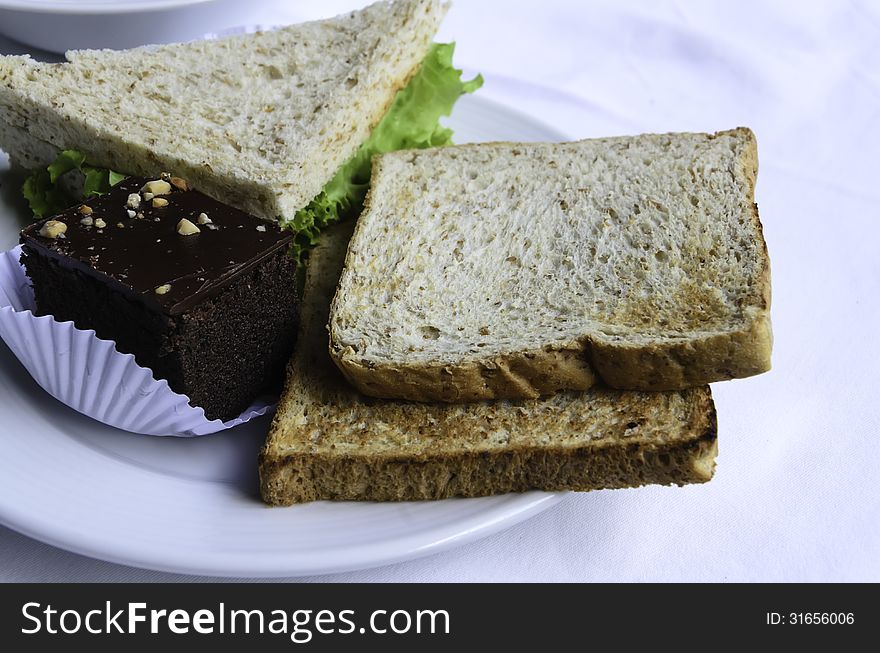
[0,0,217,13]
[1,487,566,577]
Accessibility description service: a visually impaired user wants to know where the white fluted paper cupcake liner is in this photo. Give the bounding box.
[0,246,274,436]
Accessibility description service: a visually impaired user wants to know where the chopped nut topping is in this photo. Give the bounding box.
[137,212,145,219]
[154,284,172,295]
[176,218,200,236]
[38,220,67,239]
[152,197,169,208]
[205,223,218,230]
[141,180,172,196]
[126,193,141,209]
[170,176,189,192]
[126,210,136,219]
[94,218,107,229]
[197,212,211,225]
[78,205,93,215]
[160,172,172,181]
[143,192,154,201]
[80,216,94,227]
[256,225,267,232]
[116,222,125,228]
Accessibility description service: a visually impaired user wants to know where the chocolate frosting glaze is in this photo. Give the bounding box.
[20,177,293,316]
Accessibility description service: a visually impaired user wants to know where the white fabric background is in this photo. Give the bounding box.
[1,0,878,582]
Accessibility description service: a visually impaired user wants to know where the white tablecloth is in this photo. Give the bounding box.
[1,0,877,582]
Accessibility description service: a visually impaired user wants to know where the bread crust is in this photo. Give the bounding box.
[260,392,718,504]
[330,128,772,401]
[334,311,770,401]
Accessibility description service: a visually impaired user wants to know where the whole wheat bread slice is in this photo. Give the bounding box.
[259,223,717,505]
[328,129,772,402]
[0,0,447,223]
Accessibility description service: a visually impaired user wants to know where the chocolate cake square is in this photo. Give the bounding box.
[20,176,299,422]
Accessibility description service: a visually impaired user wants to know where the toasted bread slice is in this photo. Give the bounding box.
[328,129,771,401]
[259,224,717,505]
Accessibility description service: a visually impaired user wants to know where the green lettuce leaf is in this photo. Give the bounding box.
[23,150,125,217]
[287,42,483,261]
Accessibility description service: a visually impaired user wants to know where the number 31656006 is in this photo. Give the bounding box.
[767,613,855,625]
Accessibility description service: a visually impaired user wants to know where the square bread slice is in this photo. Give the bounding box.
[328,128,772,402]
[259,223,718,505]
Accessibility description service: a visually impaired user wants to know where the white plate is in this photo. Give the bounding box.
[0,1,265,53]
[0,1,217,8]
[0,94,569,577]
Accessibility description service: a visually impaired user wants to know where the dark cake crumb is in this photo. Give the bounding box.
[19,176,299,422]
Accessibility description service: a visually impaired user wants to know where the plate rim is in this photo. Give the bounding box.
[0,0,217,14]
[0,93,573,578]
[1,490,566,577]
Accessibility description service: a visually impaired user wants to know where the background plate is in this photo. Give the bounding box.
[0,1,266,53]
[0,95,569,577]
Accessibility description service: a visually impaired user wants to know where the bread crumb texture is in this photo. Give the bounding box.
[0,0,447,223]
[330,129,772,400]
